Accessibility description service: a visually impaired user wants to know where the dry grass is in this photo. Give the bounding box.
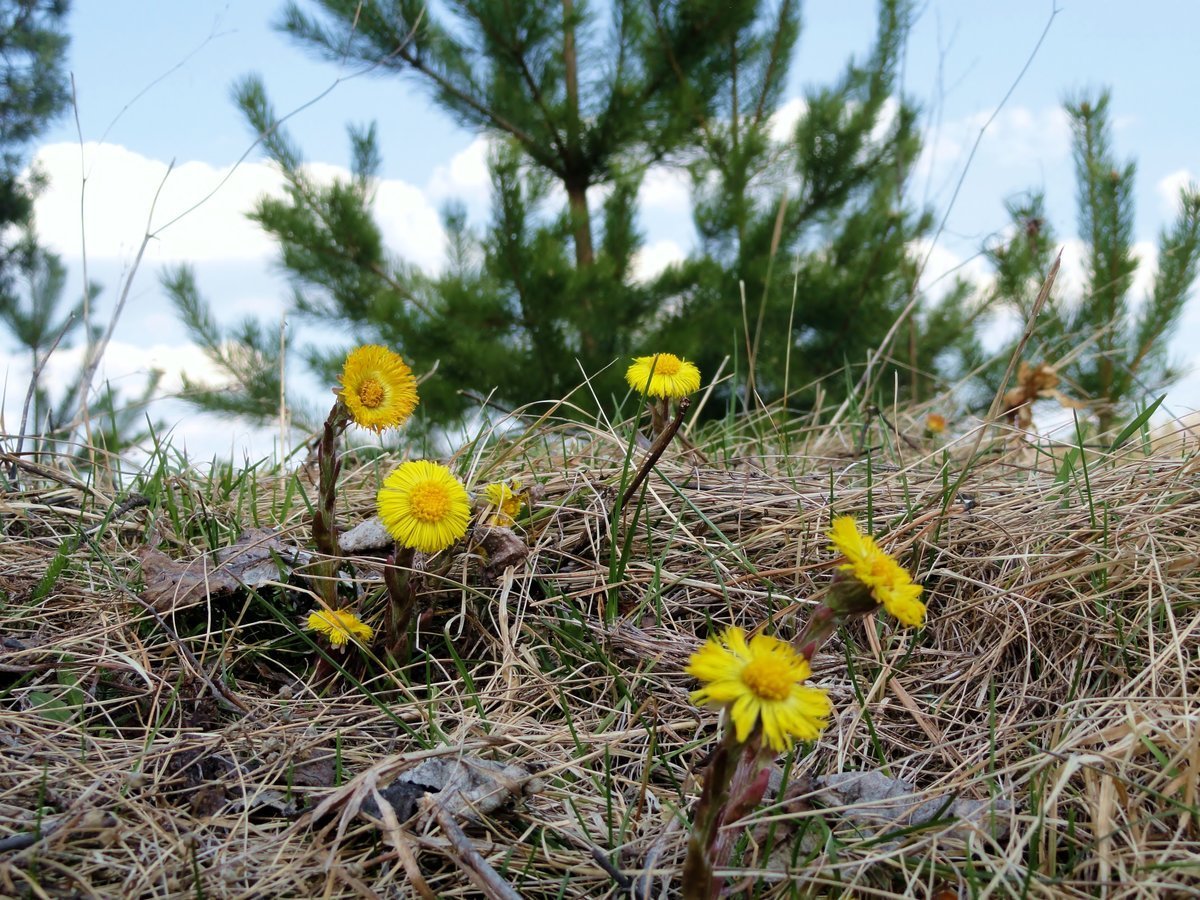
[1,403,1198,898]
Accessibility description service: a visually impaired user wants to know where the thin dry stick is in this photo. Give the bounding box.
[622,397,690,510]
[279,313,288,458]
[11,312,76,478]
[829,2,1061,428]
[70,75,92,450]
[747,190,789,404]
[946,252,1061,507]
[72,160,176,443]
[685,355,728,437]
[422,797,522,900]
[107,567,249,715]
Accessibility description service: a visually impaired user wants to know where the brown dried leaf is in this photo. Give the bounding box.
[139,528,313,612]
[360,756,543,824]
[806,771,1014,842]
[1003,361,1086,430]
[290,749,338,788]
[474,526,530,584]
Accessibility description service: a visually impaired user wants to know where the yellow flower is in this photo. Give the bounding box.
[687,627,832,752]
[925,413,947,435]
[828,517,926,627]
[338,345,419,432]
[482,480,524,526]
[625,353,701,399]
[377,460,471,553]
[306,608,373,648]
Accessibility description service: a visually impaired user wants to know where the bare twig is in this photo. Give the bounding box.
[11,312,76,479]
[621,397,690,510]
[422,797,522,900]
[71,160,176,449]
[832,1,1062,426]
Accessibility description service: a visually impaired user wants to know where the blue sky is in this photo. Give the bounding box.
[7,1,1200,458]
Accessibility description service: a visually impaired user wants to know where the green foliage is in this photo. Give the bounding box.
[651,0,974,409]
[0,237,85,361]
[0,0,71,299]
[175,0,979,427]
[0,242,163,462]
[979,90,1200,429]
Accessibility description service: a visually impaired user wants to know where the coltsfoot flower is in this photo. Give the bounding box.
[378,460,471,554]
[307,608,373,648]
[482,480,524,526]
[925,413,947,435]
[338,345,419,432]
[625,352,701,399]
[828,516,926,627]
[687,627,832,751]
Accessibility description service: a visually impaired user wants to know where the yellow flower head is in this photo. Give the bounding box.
[828,517,926,627]
[338,345,419,432]
[687,627,832,752]
[378,460,471,554]
[625,353,701,399]
[482,480,524,526]
[925,413,947,435]
[306,608,373,649]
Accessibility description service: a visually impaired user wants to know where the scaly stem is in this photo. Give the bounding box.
[793,602,839,661]
[384,545,418,663]
[706,738,772,900]
[681,728,739,899]
[312,402,349,608]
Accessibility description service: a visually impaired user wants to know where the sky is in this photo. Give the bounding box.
[4,0,1199,461]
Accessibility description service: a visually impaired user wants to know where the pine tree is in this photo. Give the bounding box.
[174,0,976,427]
[0,239,86,439]
[977,91,1200,431]
[0,0,71,303]
[649,0,979,411]
[1,241,162,461]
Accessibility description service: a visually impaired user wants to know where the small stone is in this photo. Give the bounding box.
[338,517,393,553]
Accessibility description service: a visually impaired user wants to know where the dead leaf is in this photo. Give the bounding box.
[360,756,543,824]
[805,771,1013,842]
[290,748,338,788]
[139,528,313,611]
[757,768,1014,874]
[1003,361,1086,430]
[474,527,530,584]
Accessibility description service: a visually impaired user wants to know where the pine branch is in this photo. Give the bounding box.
[1131,188,1200,376]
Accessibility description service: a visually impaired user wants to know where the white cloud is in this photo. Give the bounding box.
[916,105,1072,201]
[639,165,691,212]
[1057,238,1157,304]
[912,238,991,300]
[30,142,447,271]
[32,143,282,262]
[869,96,900,145]
[1,339,227,402]
[769,97,808,143]
[373,178,448,273]
[631,239,685,283]
[969,106,1072,168]
[1157,169,1197,217]
[0,339,296,462]
[426,137,491,206]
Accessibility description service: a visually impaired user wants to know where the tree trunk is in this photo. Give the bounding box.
[562,0,593,269]
[566,179,594,268]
